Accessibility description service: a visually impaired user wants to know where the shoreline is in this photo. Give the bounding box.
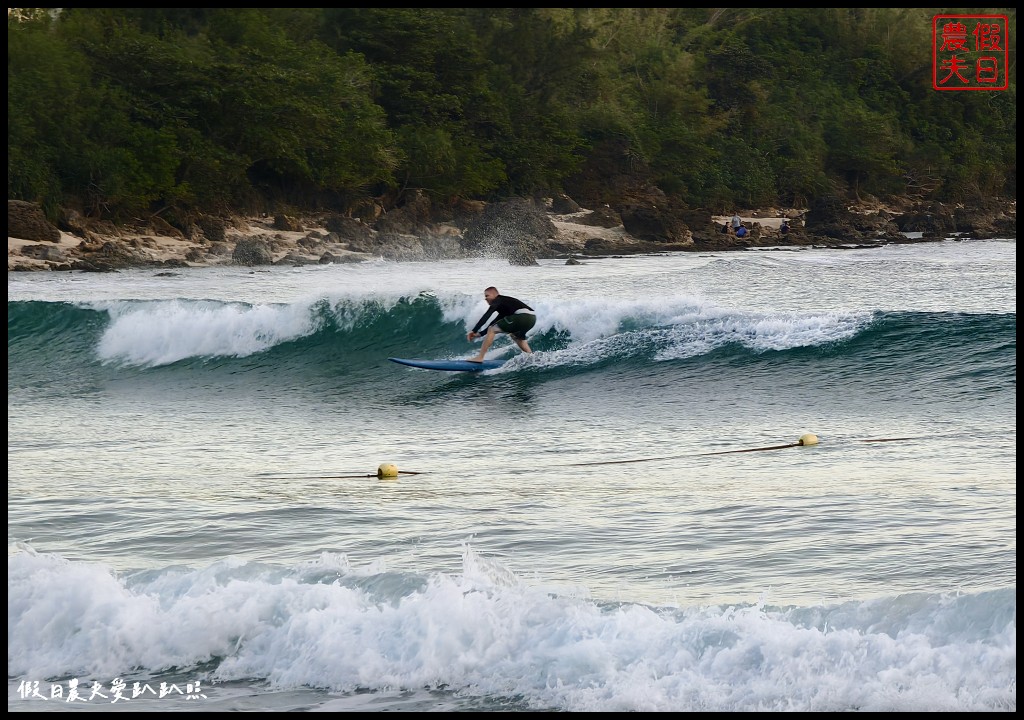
[8,199,1016,272]
[5,210,763,272]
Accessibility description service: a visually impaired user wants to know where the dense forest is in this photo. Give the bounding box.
[7,8,1017,225]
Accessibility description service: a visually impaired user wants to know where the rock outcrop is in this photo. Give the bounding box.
[8,200,61,243]
[7,194,1016,272]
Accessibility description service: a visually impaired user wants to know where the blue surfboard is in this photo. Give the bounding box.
[389,357,506,372]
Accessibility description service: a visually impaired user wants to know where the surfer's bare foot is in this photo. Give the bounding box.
[467,358,483,363]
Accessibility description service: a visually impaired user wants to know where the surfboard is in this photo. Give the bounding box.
[388,357,506,372]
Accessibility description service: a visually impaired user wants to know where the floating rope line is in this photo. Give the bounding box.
[257,434,926,479]
[857,437,919,443]
[697,441,803,456]
[260,470,427,480]
[569,434,815,467]
[568,453,686,467]
[569,444,798,467]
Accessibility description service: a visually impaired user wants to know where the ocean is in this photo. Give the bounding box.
[7,239,1016,711]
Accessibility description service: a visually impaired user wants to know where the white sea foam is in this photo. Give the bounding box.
[84,292,873,369]
[8,545,1015,712]
[92,299,324,366]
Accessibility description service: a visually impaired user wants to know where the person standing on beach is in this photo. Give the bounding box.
[731,213,742,232]
[466,287,535,362]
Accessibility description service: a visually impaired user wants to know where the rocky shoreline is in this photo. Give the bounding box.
[7,194,1016,272]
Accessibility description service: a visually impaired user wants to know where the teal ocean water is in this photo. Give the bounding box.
[8,240,1016,711]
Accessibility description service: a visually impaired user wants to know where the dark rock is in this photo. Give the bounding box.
[143,216,185,239]
[893,202,956,234]
[324,215,374,243]
[804,195,911,244]
[71,259,124,272]
[953,203,1016,238]
[351,232,425,261]
[196,215,227,243]
[547,237,592,255]
[418,235,463,260]
[619,202,692,245]
[508,242,539,266]
[374,189,432,235]
[20,243,66,261]
[990,217,1016,237]
[80,219,120,238]
[58,208,90,238]
[8,200,61,242]
[685,208,728,247]
[273,214,303,232]
[232,237,274,265]
[67,238,154,270]
[449,199,487,229]
[97,240,134,260]
[583,237,659,255]
[207,242,233,256]
[319,251,364,264]
[551,193,582,214]
[804,195,848,227]
[349,198,385,224]
[275,252,318,266]
[577,206,622,228]
[461,198,554,263]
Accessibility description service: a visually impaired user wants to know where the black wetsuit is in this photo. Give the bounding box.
[472,295,534,334]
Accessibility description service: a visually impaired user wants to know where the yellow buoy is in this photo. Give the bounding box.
[798,433,819,446]
[377,463,399,479]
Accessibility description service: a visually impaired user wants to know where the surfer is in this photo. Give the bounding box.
[466,286,535,362]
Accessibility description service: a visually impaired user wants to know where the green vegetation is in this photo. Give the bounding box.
[7,8,1016,222]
